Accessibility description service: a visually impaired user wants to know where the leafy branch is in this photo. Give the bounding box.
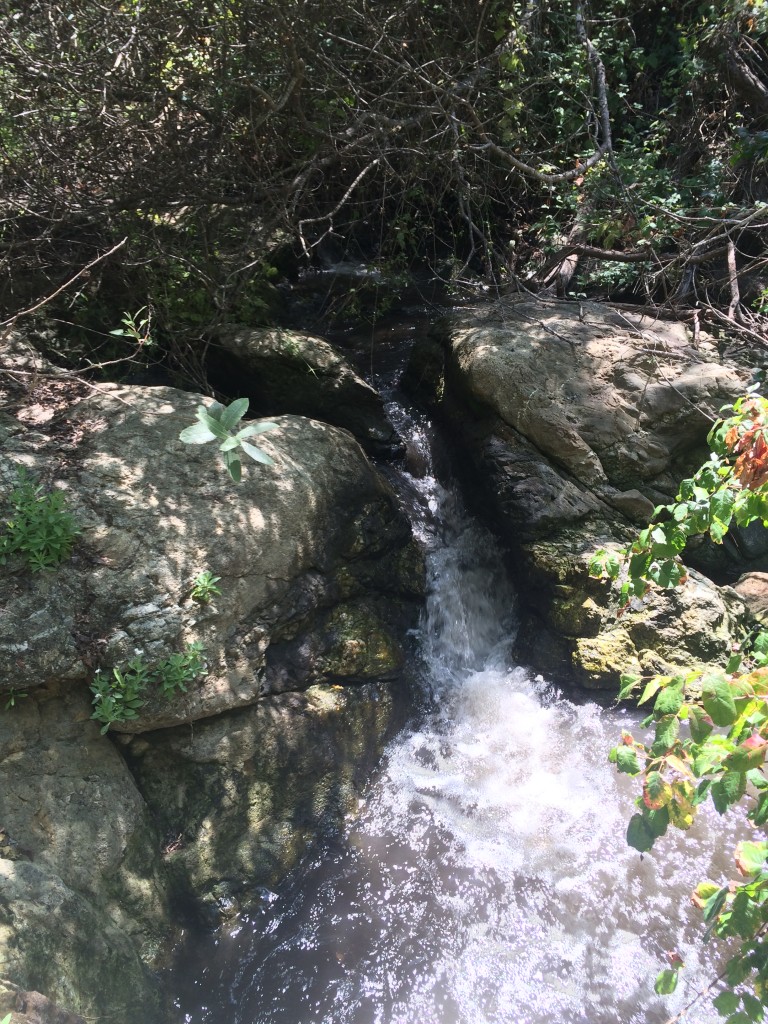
[592,389,768,1014]
[590,389,768,607]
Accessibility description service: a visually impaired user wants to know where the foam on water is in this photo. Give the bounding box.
[173,403,740,1024]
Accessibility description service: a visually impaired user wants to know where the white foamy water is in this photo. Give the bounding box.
[174,405,740,1024]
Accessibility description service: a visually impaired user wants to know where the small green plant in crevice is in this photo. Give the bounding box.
[110,305,153,348]
[190,570,222,604]
[179,397,278,482]
[2,1012,13,1024]
[4,688,28,710]
[0,468,80,571]
[90,643,207,733]
[90,655,152,733]
[154,641,206,696]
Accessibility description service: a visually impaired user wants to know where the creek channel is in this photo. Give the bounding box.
[172,314,740,1024]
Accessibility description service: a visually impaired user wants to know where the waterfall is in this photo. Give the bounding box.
[173,386,738,1024]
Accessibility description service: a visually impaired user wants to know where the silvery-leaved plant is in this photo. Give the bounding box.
[179,397,278,482]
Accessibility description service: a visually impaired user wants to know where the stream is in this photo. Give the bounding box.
[171,317,739,1024]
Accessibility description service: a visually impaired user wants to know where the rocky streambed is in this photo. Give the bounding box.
[1,297,766,1023]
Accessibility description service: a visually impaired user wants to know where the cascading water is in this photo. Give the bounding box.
[172,367,739,1024]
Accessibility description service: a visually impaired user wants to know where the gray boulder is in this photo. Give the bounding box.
[410,297,754,687]
[209,325,403,456]
[0,370,423,1018]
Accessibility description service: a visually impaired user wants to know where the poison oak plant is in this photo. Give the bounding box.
[179,398,278,482]
[591,389,768,1015]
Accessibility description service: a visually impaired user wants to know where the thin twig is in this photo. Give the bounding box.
[0,237,128,331]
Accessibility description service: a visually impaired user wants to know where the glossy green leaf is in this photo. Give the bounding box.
[702,886,728,924]
[729,890,763,939]
[639,677,663,705]
[615,746,641,775]
[713,991,741,1016]
[750,791,768,826]
[654,969,679,995]
[726,953,751,987]
[741,992,764,1021]
[627,813,656,853]
[654,682,684,718]
[628,551,652,578]
[652,560,687,588]
[702,674,738,727]
[711,489,736,527]
[618,674,640,699]
[711,772,747,814]
[651,715,679,756]
[710,518,729,543]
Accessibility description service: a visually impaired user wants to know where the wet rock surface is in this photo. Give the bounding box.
[406,297,757,687]
[0,349,423,1020]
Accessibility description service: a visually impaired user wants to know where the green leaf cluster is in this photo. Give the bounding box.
[599,390,768,1015]
[0,468,80,571]
[612,661,768,1010]
[190,569,222,604]
[589,392,768,606]
[179,398,278,482]
[90,643,206,733]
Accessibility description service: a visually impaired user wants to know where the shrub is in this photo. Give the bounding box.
[592,389,768,1014]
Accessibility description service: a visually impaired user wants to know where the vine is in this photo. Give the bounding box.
[591,389,768,1016]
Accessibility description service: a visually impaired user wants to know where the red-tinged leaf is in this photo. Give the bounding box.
[735,840,768,876]
[644,771,672,810]
[691,881,720,910]
[688,704,714,743]
[723,737,768,772]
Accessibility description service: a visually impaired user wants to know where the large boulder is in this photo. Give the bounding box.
[0,366,423,1017]
[125,681,397,921]
[208,325,403,456]
[407,297,754,687]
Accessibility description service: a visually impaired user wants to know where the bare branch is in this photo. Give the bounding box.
[0,238,128,331]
